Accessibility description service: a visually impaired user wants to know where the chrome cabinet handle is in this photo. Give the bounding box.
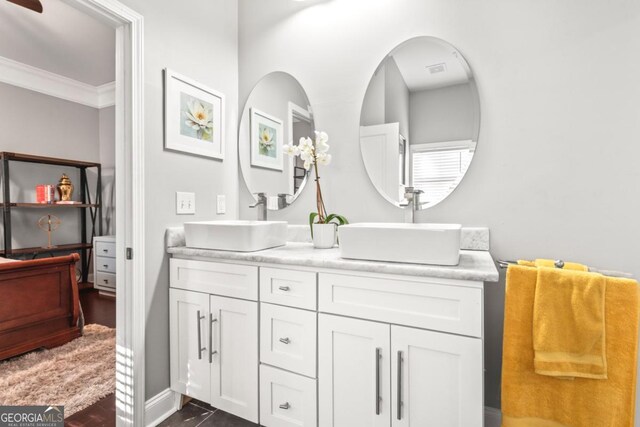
[279,337,291,344]
[279,402,290,410]
[375,348,381,415]
[196,310,205,360]
[397,350,403,420]
[278,286,290,291]
[209,315,218,363]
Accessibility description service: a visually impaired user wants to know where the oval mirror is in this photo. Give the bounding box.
[359,36,480,209]
[239,72,314,210]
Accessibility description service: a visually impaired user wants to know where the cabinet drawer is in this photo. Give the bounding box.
[260,365,317,427]
[96,241,116,258]
[319,273,482,337]
[170,258,258,301]
[96,256,116,273]
[260,303,317,378]
[96,272,116,289]
[260,267,317,310]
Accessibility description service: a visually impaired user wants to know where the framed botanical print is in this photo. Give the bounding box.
[250,107,283,170]
[164,68,225,159]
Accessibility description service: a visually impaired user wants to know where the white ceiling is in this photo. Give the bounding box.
[391,37,471,92]
[0,0,115,86]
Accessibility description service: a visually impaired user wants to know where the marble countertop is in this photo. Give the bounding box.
[167,242,499,283]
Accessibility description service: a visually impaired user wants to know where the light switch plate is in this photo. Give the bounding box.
[176,192,195,214]
[216,195,226,214]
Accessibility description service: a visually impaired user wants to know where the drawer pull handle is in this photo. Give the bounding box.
[375,347,381,415]
[279,337,291,344]
[278,286,290,291]
[103,279,108,284]
[103,264,109,268]
[103,249,108,253]
[279,402,290,410]
[397,350,403,420]
[196,311,206,360]
[209,315,218,363]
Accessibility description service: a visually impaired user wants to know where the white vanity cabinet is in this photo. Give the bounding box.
[169,259,259,423]
[168,245,495,427]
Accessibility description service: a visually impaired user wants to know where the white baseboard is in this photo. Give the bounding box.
[485,406,502,427]
[145,388,178,427]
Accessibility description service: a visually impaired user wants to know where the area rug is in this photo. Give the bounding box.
[0,324,115,417]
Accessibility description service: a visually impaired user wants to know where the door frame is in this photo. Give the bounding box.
[61,0,145,425]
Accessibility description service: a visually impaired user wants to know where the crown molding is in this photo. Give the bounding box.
[0,55,115,109]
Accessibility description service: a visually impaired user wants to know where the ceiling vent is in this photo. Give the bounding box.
[426,63,447,74]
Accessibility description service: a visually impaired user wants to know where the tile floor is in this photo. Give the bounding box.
[158,399,259,427]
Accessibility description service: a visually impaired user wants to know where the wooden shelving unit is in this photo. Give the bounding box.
[1,152,102,284]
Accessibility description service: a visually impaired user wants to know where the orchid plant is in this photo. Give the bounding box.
[283,131,348,235]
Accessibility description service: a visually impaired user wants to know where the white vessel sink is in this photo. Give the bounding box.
[184,220,288,252]
[339,223,462,266]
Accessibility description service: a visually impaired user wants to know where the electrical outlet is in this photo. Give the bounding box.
[176,192,195,214]
[216,195,226,214]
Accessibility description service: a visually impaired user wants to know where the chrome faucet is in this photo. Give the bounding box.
[400,186,424,223]
[249,192,268,221]
[277,193,292,210]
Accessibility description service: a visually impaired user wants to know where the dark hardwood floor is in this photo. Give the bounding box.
[65,289,116,426]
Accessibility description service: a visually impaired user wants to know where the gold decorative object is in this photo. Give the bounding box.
[56,174,74,202]
[37,214,61,248]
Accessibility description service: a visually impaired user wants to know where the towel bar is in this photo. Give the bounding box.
[497,259,565,269]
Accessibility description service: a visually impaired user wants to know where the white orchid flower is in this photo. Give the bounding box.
[303,160,312,170]
[300,148,313,162]
[314,130,329,144]
[316,139,330,153]
[283,144,300,157]
[316,152,332,166]
[299,137,313,151]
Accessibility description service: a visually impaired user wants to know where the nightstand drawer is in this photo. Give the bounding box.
[96,256,116,273]
[96,272,116,289]
[260,303,317,377]
[260,267,316,310]
[96,241,116,258]
[260,365,317,427]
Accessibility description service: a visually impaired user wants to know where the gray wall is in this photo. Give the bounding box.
[99,106,116,235]
[239,0,640,411]
[0,82,101,249]
[410,82,476,144]
[117,0,239,399]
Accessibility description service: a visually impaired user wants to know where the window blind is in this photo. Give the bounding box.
[411,143,473,204]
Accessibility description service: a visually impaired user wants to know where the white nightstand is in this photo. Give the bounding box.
[93,236,116,295]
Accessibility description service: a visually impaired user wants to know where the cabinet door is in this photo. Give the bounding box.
[210,295,259,423]
[169,288,211,402]
[319,314,390,427]
[391,326,483,427]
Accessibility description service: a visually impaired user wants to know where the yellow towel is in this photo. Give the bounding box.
[533,267,607,379]
[501,265,639,427]
[517,259,589,272]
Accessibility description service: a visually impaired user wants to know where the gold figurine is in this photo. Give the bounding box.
[57,174,74,202]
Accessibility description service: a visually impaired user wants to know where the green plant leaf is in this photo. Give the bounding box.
[309,212,319,237]
[325,213,349,226]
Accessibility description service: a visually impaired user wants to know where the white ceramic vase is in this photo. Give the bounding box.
[312,223,337,249]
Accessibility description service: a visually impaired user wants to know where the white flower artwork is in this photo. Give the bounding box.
[164,68,225,159]
[250,108,284,170]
